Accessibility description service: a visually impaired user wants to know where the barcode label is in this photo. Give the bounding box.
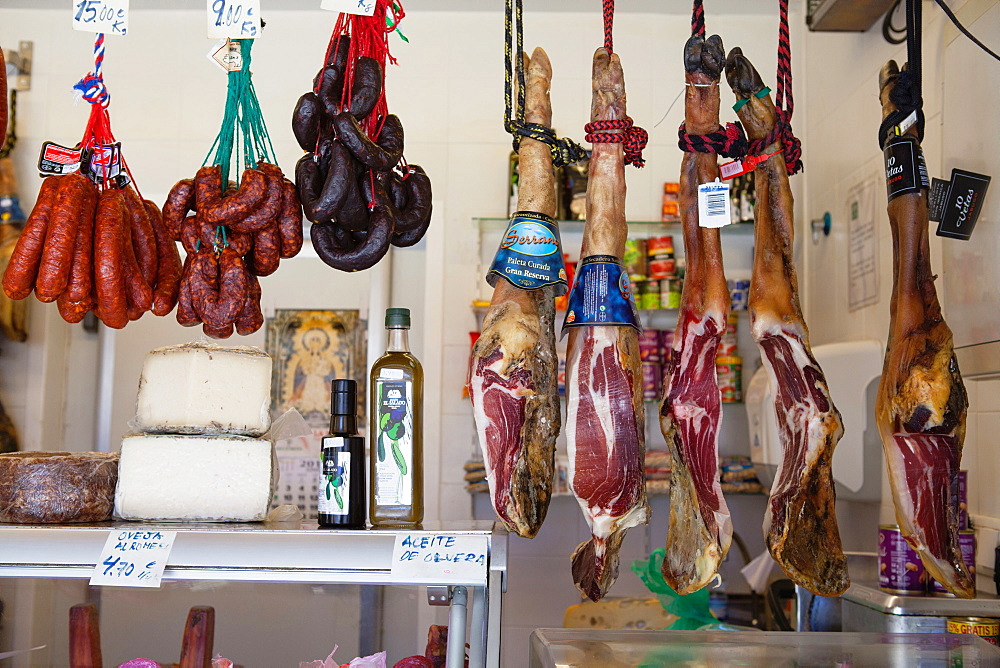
[698,180,731,228]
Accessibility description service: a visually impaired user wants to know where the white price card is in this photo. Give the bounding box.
[72,0,129,36]
[321,0,377,16]
[207,39,243,73]
[89,529,177,588]
[207,0,261,39]
[391,533,488,581]
[697,179,732,228]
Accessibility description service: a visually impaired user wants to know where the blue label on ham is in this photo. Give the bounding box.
[487,211,568,294]
[561,255,641,335]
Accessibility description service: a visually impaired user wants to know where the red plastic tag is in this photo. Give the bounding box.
[720,151,781,180]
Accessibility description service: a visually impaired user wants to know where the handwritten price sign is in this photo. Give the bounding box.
[89,529,177,588]
[207,0,261,39]
[321,0,376,16]
[73,0,129,36]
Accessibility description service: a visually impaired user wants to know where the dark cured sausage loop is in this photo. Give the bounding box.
[36,174,96,303]
[190,248,250,329]
[306,139,355,223]
[311,201,394,272]
[163,178,195,242]
[2,175,64,300]
[349,57,383,120]
[277,179,304,258]
[337,167,369,231]
[393,165,433,234]
[292,92,322,152]
[333,112,404,172]
[93,188,129,329]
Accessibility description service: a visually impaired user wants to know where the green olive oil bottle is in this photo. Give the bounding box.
[369,308,423,526]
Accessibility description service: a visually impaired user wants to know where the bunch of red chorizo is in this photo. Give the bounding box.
[163,161,302,338]
[292,36,432,272]
[1,173,182,328]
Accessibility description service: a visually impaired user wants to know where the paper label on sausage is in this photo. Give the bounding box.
[37,142,82,176]
[561,255,641,335]
[883,136,923,202]
[487,211,568,295]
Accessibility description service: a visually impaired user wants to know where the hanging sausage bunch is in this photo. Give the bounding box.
[1,36,182,328]
[163,39,302,339]
[293,2,432,272]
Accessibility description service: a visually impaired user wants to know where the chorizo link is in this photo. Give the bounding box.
[123,186,159,290]
[56,291,93,324]
[201,168,268,225]
[163,178,195,242]
[147,200,183,317]
[248,223,280,277]
[235,272,264,336]
[93,188,129,329]
[36,173,95,302]
[278,178,303,258]
[190,247,249,329]
[195,165,223,212]
[229,164,282,233]
[175,253,200,327]
[64,183,97,302]
[3,175,64,300]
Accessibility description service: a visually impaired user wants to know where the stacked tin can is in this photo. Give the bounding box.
[716,313,741,403]
[878,470,973,596]
[638,329,676,401]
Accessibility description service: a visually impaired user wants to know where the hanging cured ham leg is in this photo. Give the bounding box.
[469,48,560,539]
[874,60,972,598]
[659,34,732,595]
[726,48,849,596]
[566,48,648,602]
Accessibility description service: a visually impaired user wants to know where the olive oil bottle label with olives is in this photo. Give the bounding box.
[318,448,351,516]
[318,378,366,528]
[374,377,413,506]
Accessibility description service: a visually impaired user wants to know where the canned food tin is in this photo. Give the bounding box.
[719,312,739,357]
[661,279,682,309]
[638,329,662,363]
[639,280,661,310]
[624,239,648,281]
[931,530,977,597]
[663,182,680,197]
[947,617,999,646]
[716,356,742,403]
[661,200,680,223]
[959,470,968,530]
[660,329,674,354]
[647,236,675,258]
[728,279,750,311]
[648,257,677,280]
[878,525,926,594]
[642,362,662,401]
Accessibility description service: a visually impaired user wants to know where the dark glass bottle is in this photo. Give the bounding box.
[318,379,366,528]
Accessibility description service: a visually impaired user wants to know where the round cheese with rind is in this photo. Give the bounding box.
[133,342,273,437]
[0,451,119,523]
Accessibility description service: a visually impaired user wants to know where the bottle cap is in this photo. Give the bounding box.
[330,379,357,416]
[385,307,410,328]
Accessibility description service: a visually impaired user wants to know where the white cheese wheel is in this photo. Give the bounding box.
[134,343,273,437]
[115,434,274,522]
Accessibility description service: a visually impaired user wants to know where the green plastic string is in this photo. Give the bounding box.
[202,39,276,189]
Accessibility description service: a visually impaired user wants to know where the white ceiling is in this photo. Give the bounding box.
[2,0,794,13]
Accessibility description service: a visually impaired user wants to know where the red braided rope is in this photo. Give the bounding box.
[585,118,648,168]
[691,0,705,37]
[602,0,614,53]
[677,121,747,158]
[767,0,802,175]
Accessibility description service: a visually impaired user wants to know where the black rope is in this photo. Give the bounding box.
[878,0,923,148]
[882,0,906,45]
[503,0,586,167]
[933,0,1000,62]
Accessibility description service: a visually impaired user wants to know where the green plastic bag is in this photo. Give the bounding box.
[630,548,720,631]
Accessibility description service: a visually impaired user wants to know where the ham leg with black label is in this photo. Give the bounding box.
[658,34,732,595]
[874,60,972,599]
[566,48,648,602]
[726,48,849,596]
[469,48,560,539]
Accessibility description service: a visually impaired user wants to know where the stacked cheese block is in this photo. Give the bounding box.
[115,343,275,522]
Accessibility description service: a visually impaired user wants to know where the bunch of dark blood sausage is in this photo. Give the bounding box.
[2,173,182,329]
[292,36,432,272]
[162,161,302,338]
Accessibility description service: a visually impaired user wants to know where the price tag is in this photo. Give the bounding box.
[697,179,731,228]
[37,141,82,176]
[391,533,488,581]
[73,0,129,36]
[321,0,377,16]
[207,39,243,73]
[206,0,260,39]
[89,529,176,588]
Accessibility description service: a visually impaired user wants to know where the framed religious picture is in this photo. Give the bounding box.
[265,309,367,429]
